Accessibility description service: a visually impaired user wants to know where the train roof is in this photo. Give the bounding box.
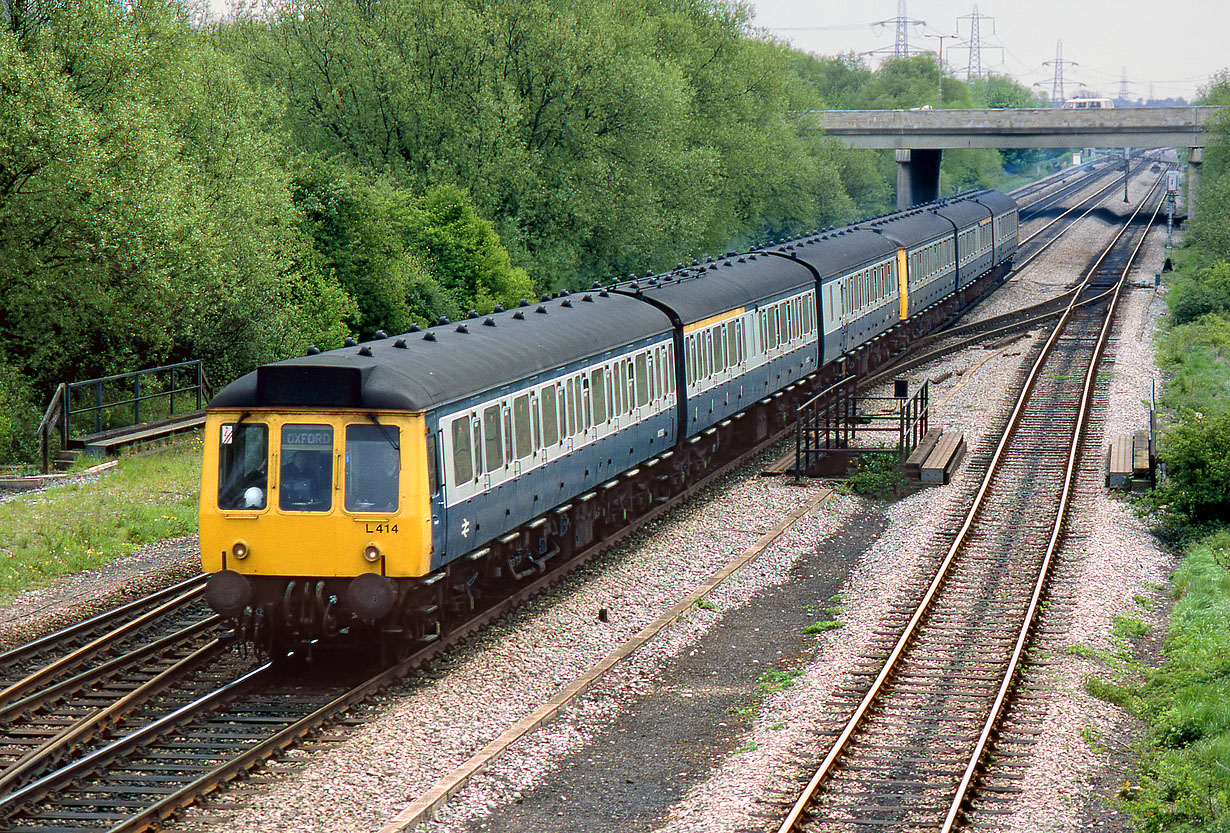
[970,189,1017,214]
[928,195,991,226]
[856,206,954,247]
[621,253,814,324]
[784,228,898,280]
[209,292,673,413]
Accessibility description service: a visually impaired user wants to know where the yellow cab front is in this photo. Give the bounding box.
[199,410,433,581]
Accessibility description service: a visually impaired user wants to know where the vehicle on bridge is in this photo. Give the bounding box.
[1062,97,1115,110]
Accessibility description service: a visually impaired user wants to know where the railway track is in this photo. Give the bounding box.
[776,169,1166,832]
[0,163,1152,833]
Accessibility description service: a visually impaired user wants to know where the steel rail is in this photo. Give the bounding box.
[0,624,223,796]
[0,662,273,817]
[0,574,206,669]
[1013,156,1125,220]
[777,168,1167,833]
[939,171,1167,831]
[0,583,207,707]
[0,616,219,724]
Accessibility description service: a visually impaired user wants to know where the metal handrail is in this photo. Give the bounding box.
[36,384,68,474]
[34,361,208,473]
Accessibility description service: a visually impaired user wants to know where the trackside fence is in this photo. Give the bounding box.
[795,377,929,476]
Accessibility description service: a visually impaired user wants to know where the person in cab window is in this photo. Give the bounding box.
[282,450,322,508]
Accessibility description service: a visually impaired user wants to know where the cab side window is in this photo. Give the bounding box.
[345,424,400,513]
[451,417,474,482]
[218,423,268,510]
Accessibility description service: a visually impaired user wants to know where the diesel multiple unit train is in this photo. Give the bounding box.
[200,189,1018,654]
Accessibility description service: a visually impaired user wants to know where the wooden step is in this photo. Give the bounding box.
[920,431,965,485]
[78,412,206,456]
[904,428,942,479]
[1106,435,1132,490]
[1132,429,1152,477]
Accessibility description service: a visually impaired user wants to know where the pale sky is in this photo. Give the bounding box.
[746,0,1227,102]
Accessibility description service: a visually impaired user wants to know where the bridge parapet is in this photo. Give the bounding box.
[811,106,1218,150]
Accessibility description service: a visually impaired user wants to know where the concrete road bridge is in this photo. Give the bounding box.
[810,106,1220,210]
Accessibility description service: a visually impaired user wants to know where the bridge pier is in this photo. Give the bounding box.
[1188,147,1203,220]
[895,148,942,209]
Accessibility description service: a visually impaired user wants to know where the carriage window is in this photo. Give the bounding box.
[565,381,576,436]
[590,369,607,424]
[635,353,649,406]
[218,423,268,510]
[345,424,400,513]
[541,386,559,447]
[451,418,474,482]
[513,394,532,459]
[579,377,592,431]
[612,361,624,408]
[280,424,333,512]
[483,405,503,472]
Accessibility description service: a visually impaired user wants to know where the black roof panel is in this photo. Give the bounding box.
[210,292,673,413]
[929,197,991,226]
[971,189,1017,214]
[788,228,898,280]
[627,254,814,324]
[856,207,954,248]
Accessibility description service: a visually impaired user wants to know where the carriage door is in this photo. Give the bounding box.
[839,279,852,354]
[428,425,447,561]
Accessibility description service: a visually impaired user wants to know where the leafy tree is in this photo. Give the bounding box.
[293,159,425,336]
[0,356,38,463]
[967,74,1039,109]
[396,184,536,314]
[224,0,857,287]
[0,1,343,391]
[294,158,534,331]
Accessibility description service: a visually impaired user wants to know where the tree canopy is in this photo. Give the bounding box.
[0,0,1044,462]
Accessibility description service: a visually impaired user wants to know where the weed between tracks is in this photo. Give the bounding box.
[0,437,201,602]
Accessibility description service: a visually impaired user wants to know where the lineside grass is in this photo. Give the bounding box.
[0,437,202,603]
[1119,532,1230,830]
[1156,313,1230,420]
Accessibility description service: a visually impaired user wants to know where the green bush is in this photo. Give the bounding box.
[844,454,901,499]
[1155,411,1230,526]
[1168,262,1230,325]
